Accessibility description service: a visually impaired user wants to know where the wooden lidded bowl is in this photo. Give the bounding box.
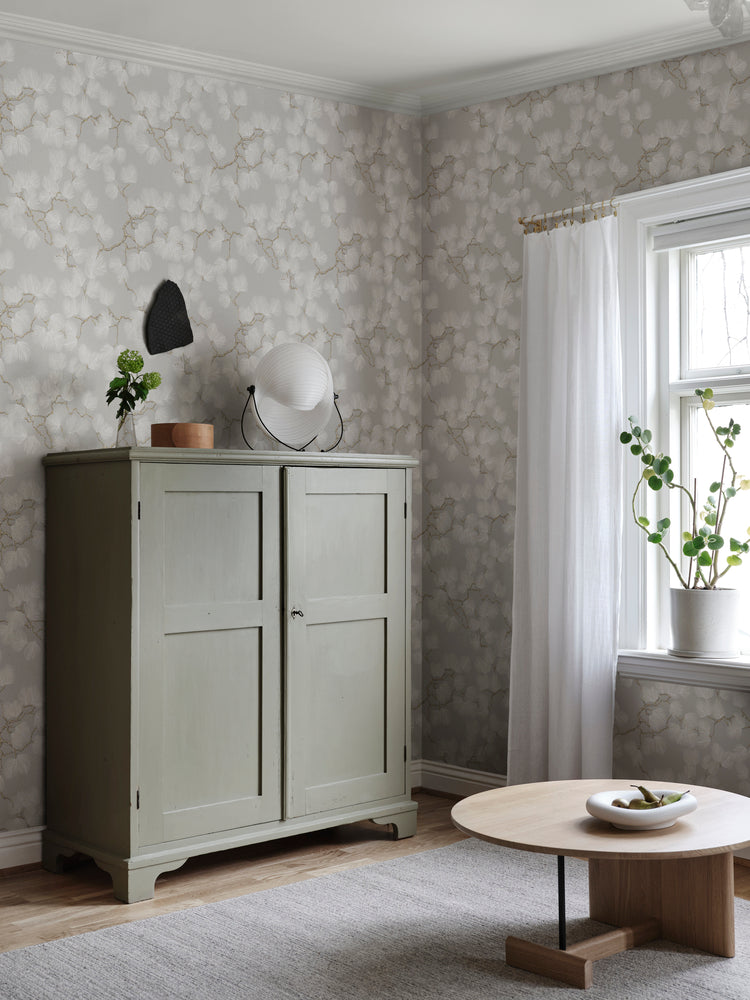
[151,423,214,448]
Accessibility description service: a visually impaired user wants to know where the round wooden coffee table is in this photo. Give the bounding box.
[452,778,750,989]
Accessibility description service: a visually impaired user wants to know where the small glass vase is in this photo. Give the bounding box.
[115,412,138,448]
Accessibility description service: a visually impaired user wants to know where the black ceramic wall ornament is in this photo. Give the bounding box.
[145,280,194,355]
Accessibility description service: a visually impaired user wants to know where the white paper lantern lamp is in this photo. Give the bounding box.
[241,343,343,451]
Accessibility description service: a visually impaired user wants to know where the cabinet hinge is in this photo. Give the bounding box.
[404,745,407,762]
[137,501,141,520]
[136,789,140,809]
[404,501,407,519]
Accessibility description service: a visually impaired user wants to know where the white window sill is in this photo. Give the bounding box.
[618,650,750,691]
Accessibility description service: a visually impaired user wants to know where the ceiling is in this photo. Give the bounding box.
[0,0,745,114]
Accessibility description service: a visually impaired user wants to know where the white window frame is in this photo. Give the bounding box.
[618,165,750,682]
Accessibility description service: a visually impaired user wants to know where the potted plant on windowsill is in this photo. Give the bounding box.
[621,388,750,658]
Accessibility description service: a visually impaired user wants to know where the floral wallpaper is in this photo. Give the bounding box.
[0,39,422,832]
[420,41,750,775]
[4,29,750,838]
[614,676,750,793]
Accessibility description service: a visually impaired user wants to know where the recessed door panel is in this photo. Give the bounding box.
[164,491,261,605]
[305,619,386,787]
[304,494,386,597]
[160,629,263,840]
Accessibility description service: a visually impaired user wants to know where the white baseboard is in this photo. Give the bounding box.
[0,826,43,869]
[411,759,506,797]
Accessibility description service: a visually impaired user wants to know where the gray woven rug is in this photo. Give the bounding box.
[1,838,748,999]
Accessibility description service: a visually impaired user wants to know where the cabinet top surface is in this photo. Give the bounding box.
[43,447,418,469]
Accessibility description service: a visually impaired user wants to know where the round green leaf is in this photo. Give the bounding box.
[710,481,721,494]
[727,555,742,567]
[631,444,642,455]
[698,551,713,566]
[656,517,671,531]
[683,541,697,557]
[707,534,724,550]
[727,487,737,498]
[620,431,632,443]
[642,429,652,444]
[703,387,714,399]
[638,516,650,526]
[647,532,663,544]
[647,476,663,491]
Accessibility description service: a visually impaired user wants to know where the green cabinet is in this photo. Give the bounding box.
[43,449,417,902]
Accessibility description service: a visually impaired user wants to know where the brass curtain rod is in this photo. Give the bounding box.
[518,197,618,235]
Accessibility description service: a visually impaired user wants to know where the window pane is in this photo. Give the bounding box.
[687,399,750,600]
[687,244,750,371]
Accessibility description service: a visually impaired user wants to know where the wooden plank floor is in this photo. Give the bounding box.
[0,792,466,954]
[2,790,750,955]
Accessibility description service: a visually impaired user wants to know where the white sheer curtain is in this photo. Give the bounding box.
[507,214,622,785]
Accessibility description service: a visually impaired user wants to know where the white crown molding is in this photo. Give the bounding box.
[0,13,746,117]
[0,12,421,115]
[420,23,750,114]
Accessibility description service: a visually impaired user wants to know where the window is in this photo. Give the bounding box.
[669,236,750,638]
[685,241,750,372]
[619,170,750,659]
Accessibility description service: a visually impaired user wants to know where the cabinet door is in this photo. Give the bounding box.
[285,466,408,817]
[138,463,281,846]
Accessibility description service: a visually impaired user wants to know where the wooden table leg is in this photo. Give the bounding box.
[589,852,735,957]
[506,936,592,989]
[506,852,734,989]
[506,920,660,989]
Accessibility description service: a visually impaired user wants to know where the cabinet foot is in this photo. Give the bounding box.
[371,805,418,839]
[42,841,80,874]
[95,857,189,903]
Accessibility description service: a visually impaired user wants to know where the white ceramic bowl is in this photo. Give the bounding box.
[586,788,697,831]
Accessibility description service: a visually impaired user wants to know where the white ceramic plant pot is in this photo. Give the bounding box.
[669,587,740,658]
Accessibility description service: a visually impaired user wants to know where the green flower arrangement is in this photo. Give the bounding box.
[620,388,750,590]
[106,349,162,421]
